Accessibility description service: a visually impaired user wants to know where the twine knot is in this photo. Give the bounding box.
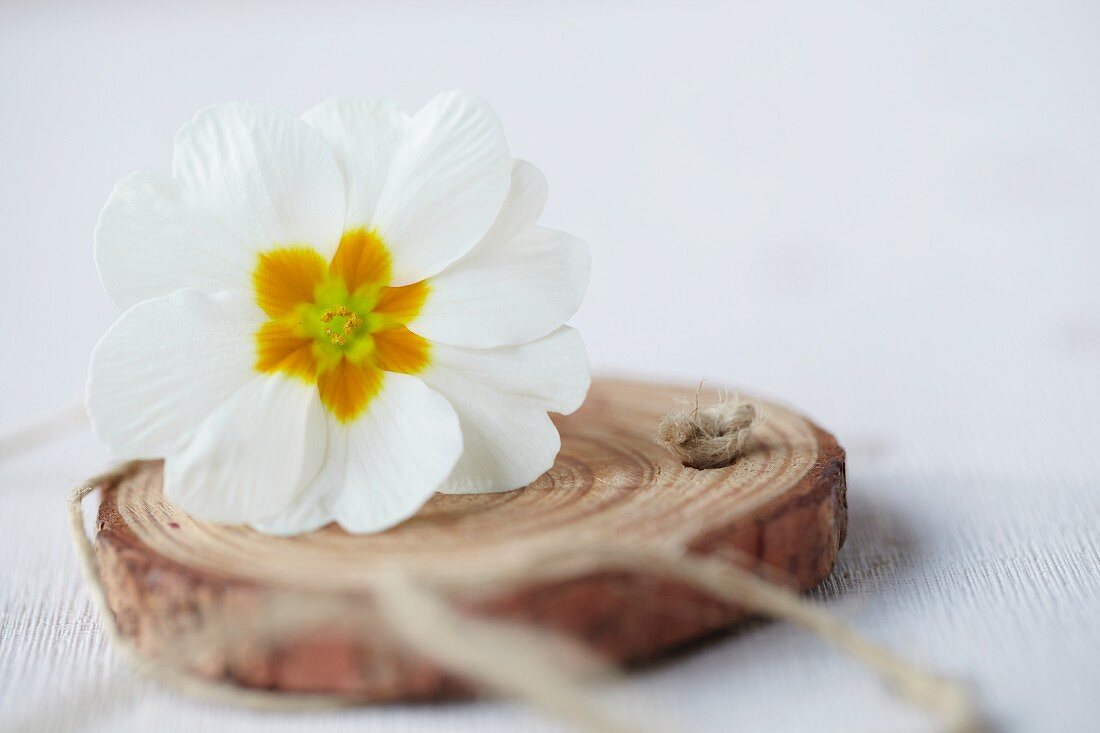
[655,400,758,469]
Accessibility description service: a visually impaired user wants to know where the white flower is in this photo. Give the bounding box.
[87,91,590,535]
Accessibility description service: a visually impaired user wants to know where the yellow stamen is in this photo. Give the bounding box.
[319,307,364,344]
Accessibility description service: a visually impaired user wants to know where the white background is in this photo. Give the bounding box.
[1,1,1098,731]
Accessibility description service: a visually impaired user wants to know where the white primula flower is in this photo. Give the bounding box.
[87,91,591,535]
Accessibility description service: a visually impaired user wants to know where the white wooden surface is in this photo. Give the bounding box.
[1,1,1098,731]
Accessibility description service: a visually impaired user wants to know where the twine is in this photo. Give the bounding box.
[0,401,86,464]
[654,391,762,469]
[66,470,982,733]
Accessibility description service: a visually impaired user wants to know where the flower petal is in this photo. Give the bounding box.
[87,289,260,458]
[328,372,463,533]
[474,157,550,241]
[329,228,391,295]
[373,327,430,374]
[418,327,590,494]
[164,376,326,524]
[317,358,383,424]
[371,91,511,285]
[253,247,328,318]
[374,280,430,325]
[250,414,346,536]
[173,102,345,260]
[408,161,590,348]
[248,486,333,536]
[255,320,318,380]
[301,98,409,229]
[94,172,255,309]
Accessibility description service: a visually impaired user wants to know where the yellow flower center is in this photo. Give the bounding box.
[252,228,430,422]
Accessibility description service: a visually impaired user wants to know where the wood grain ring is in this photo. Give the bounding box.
[92,377,847,701]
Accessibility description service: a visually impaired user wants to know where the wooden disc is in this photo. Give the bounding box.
[93,377,846,701]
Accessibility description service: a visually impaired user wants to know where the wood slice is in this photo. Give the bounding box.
[92,377,847,702]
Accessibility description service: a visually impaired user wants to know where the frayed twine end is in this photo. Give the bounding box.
[655,396,761,470]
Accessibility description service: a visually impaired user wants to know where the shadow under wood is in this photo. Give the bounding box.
[626,487,923,674]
